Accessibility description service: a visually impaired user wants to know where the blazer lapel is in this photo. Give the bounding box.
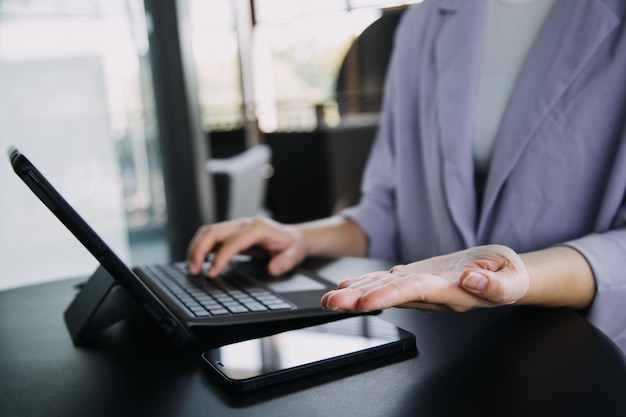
[479,0,620,235]
[433,0,489,246]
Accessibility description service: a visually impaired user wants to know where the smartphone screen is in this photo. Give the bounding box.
[201,315,416,391]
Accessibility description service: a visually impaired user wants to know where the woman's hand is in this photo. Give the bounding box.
[321,245,530,313]
[187,217,307,278]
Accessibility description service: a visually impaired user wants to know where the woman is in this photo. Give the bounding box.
[188,0,626,353]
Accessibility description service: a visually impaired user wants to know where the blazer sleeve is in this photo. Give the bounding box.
[341,62,400,261]
[565,225,626,354]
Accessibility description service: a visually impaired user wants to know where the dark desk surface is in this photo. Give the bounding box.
[2,258,626,417]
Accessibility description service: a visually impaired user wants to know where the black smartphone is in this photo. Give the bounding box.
[201,315,416,391]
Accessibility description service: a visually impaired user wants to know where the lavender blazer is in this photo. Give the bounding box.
[343,0,626,353]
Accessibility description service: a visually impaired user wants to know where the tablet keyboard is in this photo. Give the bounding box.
[143,264,294,317]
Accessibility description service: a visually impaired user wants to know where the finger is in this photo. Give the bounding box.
[186,226,219,274]
[336,276,372,289]
[392,274,493,312]
[336,271,392,289]
[321,288,366,312]
[328,273,492,313]
[267,246,304,276]
[208,220,269,277]
[322,275,396,312]
[187,220,250,274]
[320,291,332,310]
[323,275,407,312]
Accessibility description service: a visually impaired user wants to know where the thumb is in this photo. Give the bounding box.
[267,247,303,276]
[460,269,527,305]
[460,271,489,292]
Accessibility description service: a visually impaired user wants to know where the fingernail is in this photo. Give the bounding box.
[321,293,336,311]
[463,273,488,292]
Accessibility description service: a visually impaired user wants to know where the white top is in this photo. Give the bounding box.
[473,0,556,172]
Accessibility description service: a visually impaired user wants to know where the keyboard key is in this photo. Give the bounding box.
[208,308,229,315]
[225,305,249,314]
[245,302,268,312]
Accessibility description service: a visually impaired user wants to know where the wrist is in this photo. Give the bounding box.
[519,246,596,309]
[295,216,367,259]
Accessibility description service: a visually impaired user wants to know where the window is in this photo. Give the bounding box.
[0,0,165,289]
[188,0,423,134]
[252,0,423,132]
[188,0,244,131]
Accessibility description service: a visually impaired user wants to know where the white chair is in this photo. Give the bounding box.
[206,145,273,220]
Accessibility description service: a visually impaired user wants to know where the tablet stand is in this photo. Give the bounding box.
[64,265,141,345]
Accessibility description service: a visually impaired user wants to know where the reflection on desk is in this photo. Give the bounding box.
[1,261,626,417]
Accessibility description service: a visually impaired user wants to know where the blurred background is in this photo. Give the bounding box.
[0,0,421,289]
